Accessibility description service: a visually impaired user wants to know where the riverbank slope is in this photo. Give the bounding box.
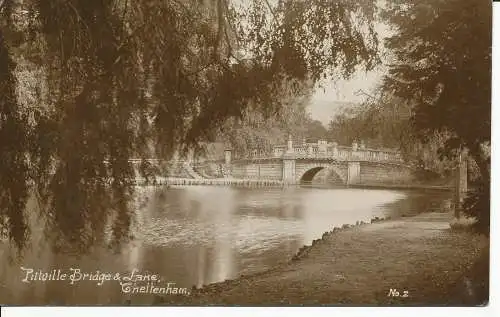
[158,211,489,306]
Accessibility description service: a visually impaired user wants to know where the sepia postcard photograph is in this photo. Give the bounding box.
[0,0,493,309]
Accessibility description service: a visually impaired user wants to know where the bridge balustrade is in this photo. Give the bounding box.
[257,144,404,163]
[273,146,285,157]
[126,146,403,166]
[294,146,308,155]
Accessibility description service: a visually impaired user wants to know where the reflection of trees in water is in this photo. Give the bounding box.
[232,188,305,220]
[146,187,238,288]
[376,191,452,218]
[203,189,236,285]
[4,186,453,303]
[235,202,304,220]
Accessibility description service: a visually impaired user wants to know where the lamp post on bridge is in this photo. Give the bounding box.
[454,148,468,219]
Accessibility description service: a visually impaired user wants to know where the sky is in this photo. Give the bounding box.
[307,19,393,127]
[308,69,384,126]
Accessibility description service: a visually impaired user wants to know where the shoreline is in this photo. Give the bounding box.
[154,211,488,306]
[348,183,454,191]
[136,177,453,191]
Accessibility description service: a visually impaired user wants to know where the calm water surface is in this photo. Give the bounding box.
[0,186,452,304]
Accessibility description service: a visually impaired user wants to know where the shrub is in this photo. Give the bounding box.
[449,216,477,232]
[462,180,490,235]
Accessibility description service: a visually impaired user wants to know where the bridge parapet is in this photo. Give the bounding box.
[258,142,403,163]
[125,145,403,167]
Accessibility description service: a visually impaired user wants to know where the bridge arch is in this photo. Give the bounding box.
[300,167,324,183]
[298,165,346,185]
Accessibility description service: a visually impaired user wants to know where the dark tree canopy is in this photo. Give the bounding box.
[0,25,30,251]
[215,82,314,157]
[0,0,381,252]
[305,119,328,143]
[381,0,491,232]
[327,94,457,177]
[382,0,491,171]
[327,96,411,149]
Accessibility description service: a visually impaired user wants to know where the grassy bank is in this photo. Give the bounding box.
[155,211,489,306]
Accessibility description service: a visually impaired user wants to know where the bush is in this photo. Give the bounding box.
[462,180,490,235]
[449,216,477,232]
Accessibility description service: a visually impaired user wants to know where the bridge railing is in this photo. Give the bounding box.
[248,143,403,163]
[124,146,403,165]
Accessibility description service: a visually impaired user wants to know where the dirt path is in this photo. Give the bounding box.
[158,212,489,306]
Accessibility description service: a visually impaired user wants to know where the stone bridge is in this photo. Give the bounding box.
[191,136,425,186]
[129,136,466,191]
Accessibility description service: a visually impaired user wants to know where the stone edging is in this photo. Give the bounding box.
[290,216,392,262]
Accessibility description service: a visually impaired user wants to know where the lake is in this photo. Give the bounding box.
[0,185,452,304]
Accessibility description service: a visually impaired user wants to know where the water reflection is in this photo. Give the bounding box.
[0,186,451,304]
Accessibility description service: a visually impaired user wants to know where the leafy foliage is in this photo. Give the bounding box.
[214,79,319,156]
[381,0,491,232]
[0,0,380,252]
[0,18,30,251]
[326,94,457,177]
[381,0,491,167]
[463,180,490,234]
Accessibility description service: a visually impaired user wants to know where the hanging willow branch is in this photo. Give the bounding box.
[1,0,380,254]
[0,2,30,251]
